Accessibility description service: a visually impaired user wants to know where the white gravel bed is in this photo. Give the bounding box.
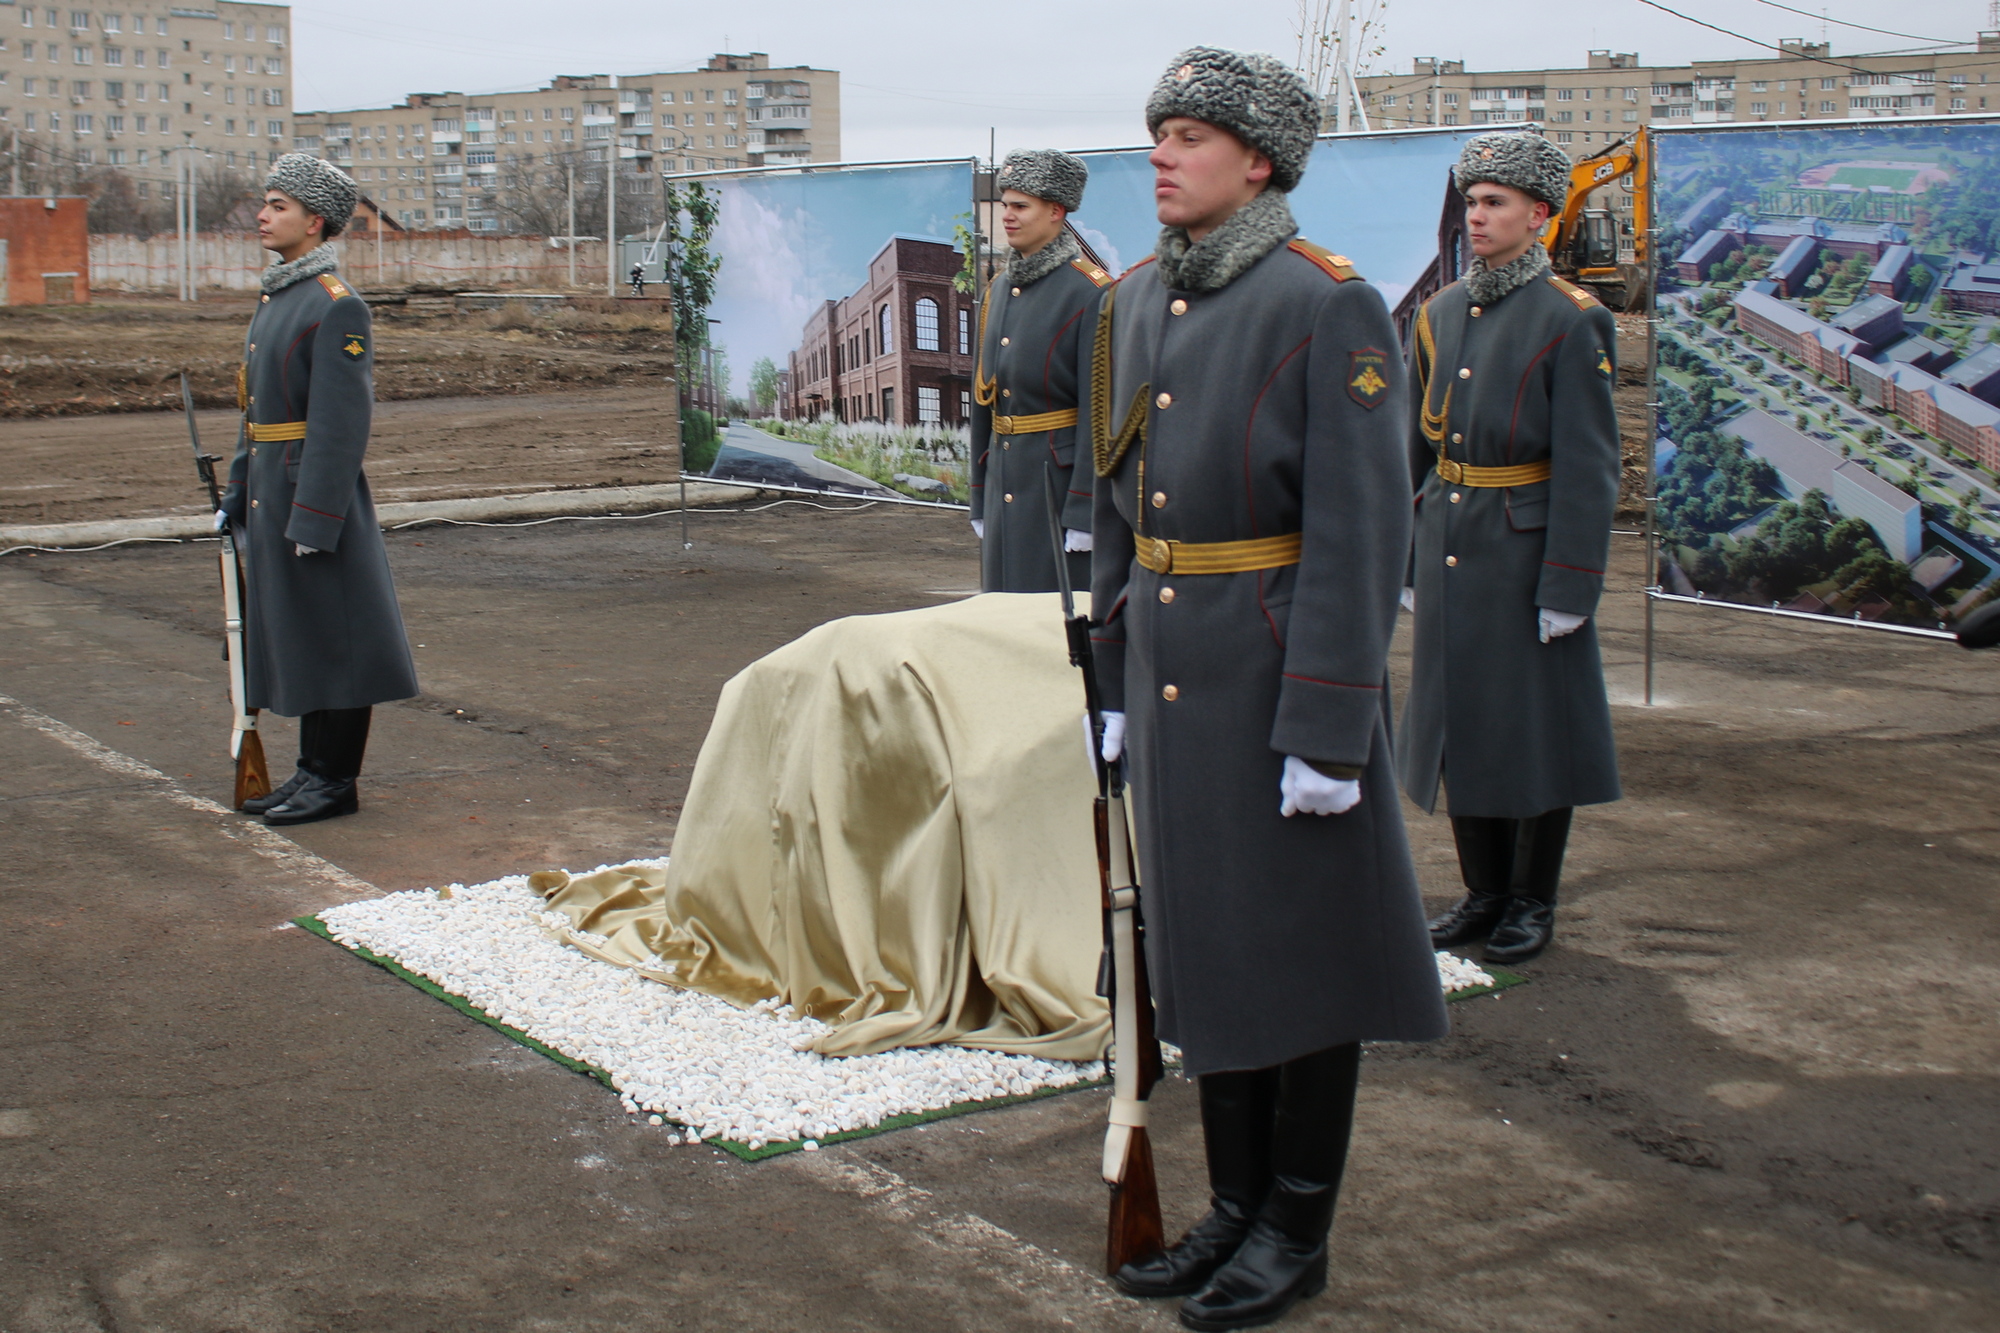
[317,865,1503,1151]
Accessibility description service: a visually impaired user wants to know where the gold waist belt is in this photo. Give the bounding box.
[1434,457,1551,487]
[247,421,308,442]
[1133,531,1303,576]
[992,408,1078,435]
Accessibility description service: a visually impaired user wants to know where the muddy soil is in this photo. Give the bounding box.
[0,294,676,419]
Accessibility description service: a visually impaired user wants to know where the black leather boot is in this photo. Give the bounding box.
[1179,1045,1359,1330]
[1114,1066,1278,1299]
[1483,808,1572,965]
[262,773,359,826]
[1429,815,1516,947]
[241,766,310,816]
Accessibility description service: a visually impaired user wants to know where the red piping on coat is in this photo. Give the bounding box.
[1242,337,1313,537]
[1543,559,1602,575]
[1505,334,1566,462]
[1282,671,1378,690]
[291,501,342,520]
[279,324,319,410]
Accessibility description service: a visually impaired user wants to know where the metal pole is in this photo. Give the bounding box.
[376,198,384,281]
[566,164,576,288]
[1644,222,1660,705]
[606,152,617,297]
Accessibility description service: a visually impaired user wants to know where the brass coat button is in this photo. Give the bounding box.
[261,295,270,303]
[1170,299,1188,315]
[1151,491,1167,509]
[249,343,256,351]
[1011,286,1021,296]
[1000,336,1009,346]
[1155,392,1172,409]
[1457,367,1471,379]
[1003,493,1014,503]
[1161,684,1179,701]
[1001,441,1010,450]
[251,499,260,508]
[1159,586,1175,603]
[1469,306,1482,317]
[1451,432,1462,444]
[1449,491,1461,503]
[1002,389,1011,398]
[250,447,258,457]
[1445,555,1458,566]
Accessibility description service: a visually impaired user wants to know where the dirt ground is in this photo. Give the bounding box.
[0,294,677,419]
[2,501,1997,1331]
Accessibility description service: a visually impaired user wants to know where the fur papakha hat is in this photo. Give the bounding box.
[996,149,1088,213]
[1453,132,1573,212]
[265,152,359,232]
[1145,47,1320,193]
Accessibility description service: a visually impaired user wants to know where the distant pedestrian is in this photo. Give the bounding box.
[219,153,419,826]
[1400,131,1623,964]
[968,149,1111,592]
[630,263,647,296]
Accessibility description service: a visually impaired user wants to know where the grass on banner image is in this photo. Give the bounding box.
[301,862,1521,1162]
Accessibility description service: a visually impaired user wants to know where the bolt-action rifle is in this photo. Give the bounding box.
[1042,466,1165,1276]
[181,372,271,809]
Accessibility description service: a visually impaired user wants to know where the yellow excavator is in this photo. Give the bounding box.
[1542,129,1648,311]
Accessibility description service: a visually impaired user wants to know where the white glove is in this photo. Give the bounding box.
[1064,528,1094,553]
[1279,755,1362,817]
[1399,586,1415,613]
[1539,608,1588,643]
[971,518,985,539]
[213,509,230,532]
[1100,710,1126,764]
[294,543,322,557]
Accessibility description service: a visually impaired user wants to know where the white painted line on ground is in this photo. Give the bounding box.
[0,692,379,902]
[792,1149,1171,1330]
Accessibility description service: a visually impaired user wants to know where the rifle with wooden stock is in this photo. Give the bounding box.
[1042,466,1166,1276]
[182,371,272,809]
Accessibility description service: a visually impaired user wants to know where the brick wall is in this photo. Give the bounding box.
[0,197,91,305]
[88,231,611,292]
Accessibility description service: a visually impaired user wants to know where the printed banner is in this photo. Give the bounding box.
[1653,120,2000,631]
[687,129,1483,502]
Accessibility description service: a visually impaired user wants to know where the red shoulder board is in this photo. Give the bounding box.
[1287,239,1362,282]
[1071,258,1113,288]
[316,273,352,300]
[1547,274,1602,309]
[1113,255,1157,283]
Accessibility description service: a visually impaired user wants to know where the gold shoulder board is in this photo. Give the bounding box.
[1546,274,1601,309]
[1071,258,1113,288]
[1287,239,1363,283]
[317,274,352,300]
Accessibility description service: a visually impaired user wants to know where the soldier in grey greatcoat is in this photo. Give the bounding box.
[1089,49,1447,1330]
[968,149,1111,592]
[217,154,419,827]
[1398,132,1623,965]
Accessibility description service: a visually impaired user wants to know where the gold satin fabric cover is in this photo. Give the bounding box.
[530,592,1110,1061]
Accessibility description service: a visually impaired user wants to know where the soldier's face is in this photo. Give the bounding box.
[1149,118,1272,241]
[1000,191,1065,256]
[257,191,323,260]
[1464,183,1552,265]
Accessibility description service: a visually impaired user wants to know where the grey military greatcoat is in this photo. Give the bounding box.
[1090,239,1449,1078]
[222,261,419,717]
[969,251,1110,592]
[1398,274,1622,818]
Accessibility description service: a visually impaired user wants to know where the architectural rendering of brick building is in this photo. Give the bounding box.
[787,235,974,428]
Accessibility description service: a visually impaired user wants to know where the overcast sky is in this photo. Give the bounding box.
[291,1,1991,159]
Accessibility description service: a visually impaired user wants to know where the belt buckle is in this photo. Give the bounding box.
[1437,458,1464,484]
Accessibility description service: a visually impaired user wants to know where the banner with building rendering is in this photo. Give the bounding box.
[685,128,1482,503]
[1654,118,2000,631]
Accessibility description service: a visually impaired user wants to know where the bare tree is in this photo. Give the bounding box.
[1295,0,1390,126]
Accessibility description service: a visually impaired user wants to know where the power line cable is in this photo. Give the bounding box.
[1629,0,1928,77]
[1744,0,1955,46]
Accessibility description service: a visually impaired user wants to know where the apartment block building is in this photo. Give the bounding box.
[1356,34,2000,235]
[787,235,974,427]
[292,52,839,233]
[0,2,294,202]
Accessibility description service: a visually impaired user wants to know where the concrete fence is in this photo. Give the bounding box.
[88,232,613,293]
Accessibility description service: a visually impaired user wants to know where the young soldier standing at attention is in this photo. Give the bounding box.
[218,154,419,826]
[1400,132,1623,964]
[969,149,1111,592]
[1090,49,1448,1330]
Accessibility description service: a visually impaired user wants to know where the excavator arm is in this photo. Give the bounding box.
[1542,129,1649,310]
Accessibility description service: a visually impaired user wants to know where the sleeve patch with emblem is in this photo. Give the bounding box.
[341,333,367,360]
[1348,347,1390,408]
[1596,348,1613,378]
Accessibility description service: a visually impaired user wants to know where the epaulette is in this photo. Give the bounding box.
[1287,239,1362,282]
[1071,258,1113,288]
[1113,255,1156,283]
[1546,274,1601,309]
[317,273,352,300]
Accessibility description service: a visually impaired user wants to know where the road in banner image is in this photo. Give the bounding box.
[3,501,1997,1329]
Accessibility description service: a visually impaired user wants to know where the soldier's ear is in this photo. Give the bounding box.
[1246,150,1273,185]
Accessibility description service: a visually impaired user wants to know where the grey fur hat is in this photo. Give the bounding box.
[1453,132,1573,212]
[997,149,1088,213]
[1145,47,1320,193]
[264,152,358,232]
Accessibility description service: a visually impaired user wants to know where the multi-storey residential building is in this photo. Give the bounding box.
[787,235,974,427]
[1356,35,2000,240]
[0,3,294,208]
[292,52,839,233]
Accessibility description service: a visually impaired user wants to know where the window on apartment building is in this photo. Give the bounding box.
[70,78,85,97]
[224,85,234,103]
[104,78,120,98]
[704,88,714,102]
[104,45,121,64]
[268,119,281,137]
[958,308,971,356]
[73,44,90,63]
[1623,109,1638,122]
[723,88,737,105]
[223,22,234,38]
[913,298,940,352]
[1821,77,1836,89]
[561,127,573,142]
[1442,92,1457,105]
[107,113,122,130]
[878,304,893,355]
[1821,100,1835,112]
[1555,88,1572,100]
[1752,102,1767,115]
[74,112,90,130]
[917,385,941,425]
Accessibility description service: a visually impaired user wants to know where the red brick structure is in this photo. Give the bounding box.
[787,235,974,426]
[0,197,90,305]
